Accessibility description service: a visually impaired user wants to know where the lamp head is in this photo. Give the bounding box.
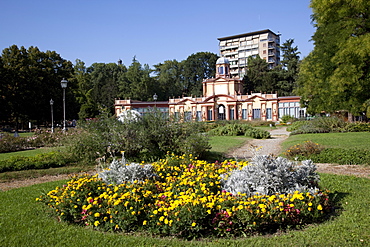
[61,78,68,89]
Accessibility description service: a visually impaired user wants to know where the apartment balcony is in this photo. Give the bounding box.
[225,51,238,55]
[230,64,239,68]
[268,58,276,63]
[220,45,239,50]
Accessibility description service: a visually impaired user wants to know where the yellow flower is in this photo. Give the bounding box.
[317,204,323,211]
[94,221,100,227]
[191,222,196,227]
[143,220,147,225]
[94,212,100,217]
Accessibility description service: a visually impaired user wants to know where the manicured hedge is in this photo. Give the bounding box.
[0,151,76,173]
[208,123,270,139]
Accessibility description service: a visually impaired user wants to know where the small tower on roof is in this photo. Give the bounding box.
[215,57,230,78]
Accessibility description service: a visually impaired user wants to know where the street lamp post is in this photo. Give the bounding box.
[153,93,158,108]
[61,78,68,131]
[50,99,54,133]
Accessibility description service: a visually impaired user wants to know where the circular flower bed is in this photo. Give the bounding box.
[37,154,332,239]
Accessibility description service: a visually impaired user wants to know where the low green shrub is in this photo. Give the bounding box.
[208,123,270,139]
[281,115,296,124]
[287,121,308,132]
[288,117,350,135]
[307,148,370,165]
[0,151,76,172]
[248,120,275,127]
[343,122,370,132]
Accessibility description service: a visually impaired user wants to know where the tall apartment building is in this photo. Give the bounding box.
[218,29,281,78]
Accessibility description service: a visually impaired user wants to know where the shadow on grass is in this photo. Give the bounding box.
[202,151,228,163]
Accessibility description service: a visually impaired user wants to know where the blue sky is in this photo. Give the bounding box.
[0,0,315,68]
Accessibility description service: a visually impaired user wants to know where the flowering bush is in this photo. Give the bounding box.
[38,154,332,239]
[0,129,77,153]
[284,141,325,159]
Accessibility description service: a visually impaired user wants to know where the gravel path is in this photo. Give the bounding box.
[227,127,289,160]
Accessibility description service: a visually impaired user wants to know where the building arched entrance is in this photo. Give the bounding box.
[218,104,226,120]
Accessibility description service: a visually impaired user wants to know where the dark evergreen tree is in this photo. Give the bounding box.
[153,59,184,100]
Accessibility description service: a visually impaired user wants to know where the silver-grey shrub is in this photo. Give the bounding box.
[98,159,156,185]
[220,155,319,197]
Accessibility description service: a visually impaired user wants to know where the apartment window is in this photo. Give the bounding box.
[263,50,266,54]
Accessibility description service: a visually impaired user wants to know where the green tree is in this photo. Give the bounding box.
[87,62,126,115]
[243,55,274,94]
[277,39,301,96]
[297,0,370,117]
[0,45,74,129]
[153,59,184,100]
[118,57,155,101]
[182,52,218,96]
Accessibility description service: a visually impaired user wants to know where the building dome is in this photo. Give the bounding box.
[216,57,229,64]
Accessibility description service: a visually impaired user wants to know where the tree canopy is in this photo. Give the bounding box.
[297,0,370,116]
[0,45,75,127]
[182,52,218,96]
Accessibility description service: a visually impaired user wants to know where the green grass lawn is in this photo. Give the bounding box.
[209,136,252,153]
[281,132,370,152]
[205,136,251,161]
[0,173,368,246]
